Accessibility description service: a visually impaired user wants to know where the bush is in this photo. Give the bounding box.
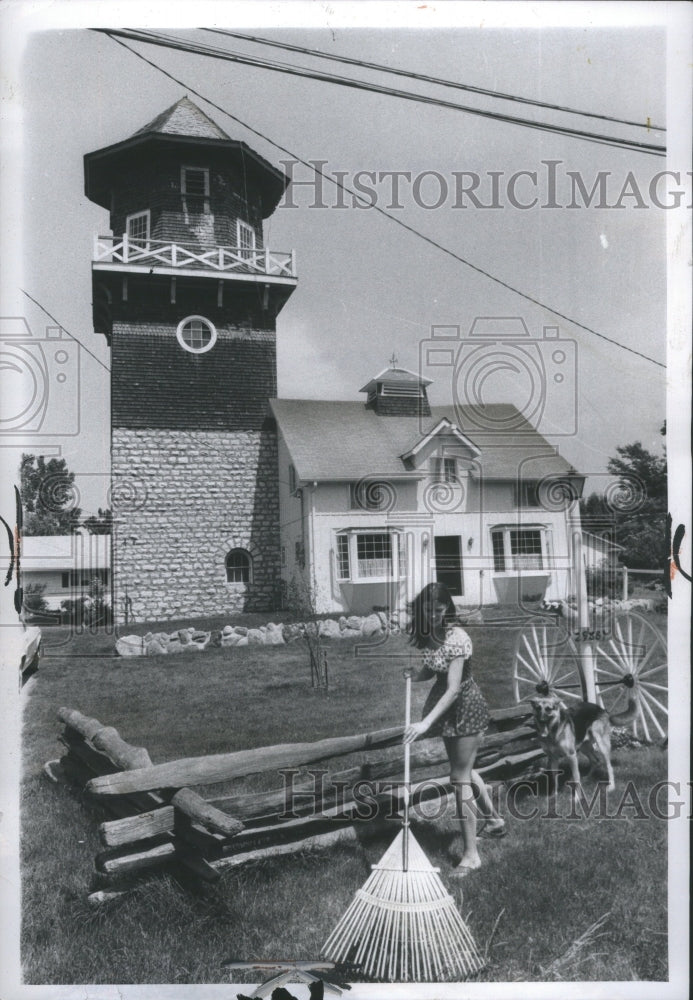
[60,576,112,627]
[585,564,631,600]
[23,583,49,616]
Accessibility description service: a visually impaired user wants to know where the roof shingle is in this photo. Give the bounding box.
[270,398,578,482]
[132,97,232,141]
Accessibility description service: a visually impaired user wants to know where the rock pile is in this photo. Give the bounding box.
[116,610,411,657]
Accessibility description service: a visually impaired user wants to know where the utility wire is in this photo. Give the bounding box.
[102,33,666,370]
[204,27,665,134]
[97,29,666,158]
[21,289,110,373]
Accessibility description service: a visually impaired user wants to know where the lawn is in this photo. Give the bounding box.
[21,611,669,984]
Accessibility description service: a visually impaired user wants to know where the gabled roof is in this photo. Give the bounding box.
[401,417,481,462]
[270,399,578,483]
[132,97,232,141]
[359,366,432,393]
[582,531,625,551]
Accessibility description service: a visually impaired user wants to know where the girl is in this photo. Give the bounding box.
[403,582,506,875]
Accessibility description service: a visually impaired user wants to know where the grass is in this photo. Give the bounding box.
[21,610,669,984]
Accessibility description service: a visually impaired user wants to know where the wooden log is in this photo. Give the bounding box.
[209,725,537,824]
[173,815,227,859]
[62,737,166,816]
[176,854,220,884]
[91,726,152,770]
[222,814,355,856]
[57,707,105,742]
[98,791,245,848]
[86,726,404,796]
[214,826,357,871]
[58,708,153,770]
[99,808,175,847]
[96,840,176,875]
[170,788,244,837]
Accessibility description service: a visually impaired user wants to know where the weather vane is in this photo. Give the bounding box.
[389,351,398,367]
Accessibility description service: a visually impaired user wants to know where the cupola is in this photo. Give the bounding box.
[360,362,432,417]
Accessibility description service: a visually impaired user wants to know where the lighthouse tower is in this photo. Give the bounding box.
[84,98,297,622]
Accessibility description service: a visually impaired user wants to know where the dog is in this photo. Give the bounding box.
[530,693,638,799]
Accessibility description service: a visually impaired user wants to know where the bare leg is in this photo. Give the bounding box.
[470,768,505,832]
[445,735,483,870]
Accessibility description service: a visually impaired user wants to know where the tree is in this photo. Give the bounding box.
[20,454,82,536]
[580,431,667,570]
[82,508,112,534]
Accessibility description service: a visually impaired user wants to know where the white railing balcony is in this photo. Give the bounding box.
[93,235,297,280]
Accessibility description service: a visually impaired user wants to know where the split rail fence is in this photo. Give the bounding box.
[48,705,544,891]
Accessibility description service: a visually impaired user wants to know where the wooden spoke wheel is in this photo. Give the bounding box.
[512,621,585,704]
[593,610,668,742]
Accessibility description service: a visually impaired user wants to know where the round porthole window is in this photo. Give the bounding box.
[176,316,217,354]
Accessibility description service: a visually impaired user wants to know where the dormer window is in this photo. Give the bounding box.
[514,481,541,508]
[432,457,458,483]
[181,166,210,215]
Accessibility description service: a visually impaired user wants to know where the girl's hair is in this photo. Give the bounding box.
[407,582,458,649]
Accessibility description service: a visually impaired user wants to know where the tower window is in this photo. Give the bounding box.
[237,220,256,260]
[126,210,150,249]
[226,549,252,584]
[176,315,217,354]
[181,166,209,197]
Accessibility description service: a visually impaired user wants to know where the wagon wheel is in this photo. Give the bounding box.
[513,621,586,704]
[593,610,668,742]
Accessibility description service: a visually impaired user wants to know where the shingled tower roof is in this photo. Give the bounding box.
[84,96,290,216]
[132,96,232,141]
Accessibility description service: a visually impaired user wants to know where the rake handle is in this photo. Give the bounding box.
[403,673,411,872]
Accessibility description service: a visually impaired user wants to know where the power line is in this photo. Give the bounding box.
[204,27,666,134]
[20,289,110,373]
[96,29,666,158]
[102,33,666,371]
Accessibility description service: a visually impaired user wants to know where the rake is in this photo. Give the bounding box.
[321,675,485,982]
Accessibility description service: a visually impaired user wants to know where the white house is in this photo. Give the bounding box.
[271,366,585,615]
[581,531,624,569]
[21,532,111,610]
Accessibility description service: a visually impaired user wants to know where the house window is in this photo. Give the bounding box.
[491,531,506,572]
[176,315,217,354]
[62,570,109,588]
[335,530,404,582]
[336,534,350,580]
[237,220,256,260]
[126,210,150,249]
[491,527,548,572]
[432,457,457,483]
[226,549,252,584]
[357,533,392,578]
[289,464,297,494]
[513,481,541,508]
[350,481,392,511]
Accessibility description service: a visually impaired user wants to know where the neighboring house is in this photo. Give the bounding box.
[272,366,584,614]
[581,531,625,569]
[21,533,111,610]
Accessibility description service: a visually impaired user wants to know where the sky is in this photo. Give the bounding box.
[2,7,679,515]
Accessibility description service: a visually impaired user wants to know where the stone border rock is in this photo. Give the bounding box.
[116,610,412,658]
